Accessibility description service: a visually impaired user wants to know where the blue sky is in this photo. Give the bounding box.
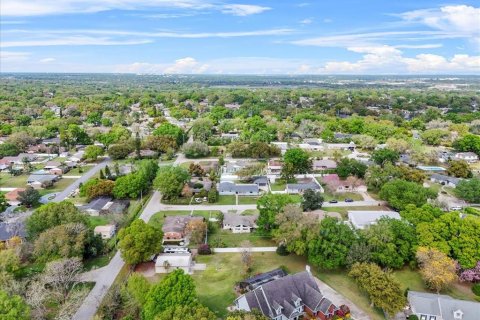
[1,0,479,74]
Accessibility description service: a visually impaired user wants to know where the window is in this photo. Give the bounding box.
[420,315,427,320]
[429,317,436,320]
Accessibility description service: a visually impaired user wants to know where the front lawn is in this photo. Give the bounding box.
[193,252,307,318]
[0,173,27,188]
[322,205,391,219]
[237,196,259,205]
[270,181,286,191]
[149,210,222,229]
[323,191,364,202]
[215,195,236,205]
[88,216,110,228]
[208,227,274,247]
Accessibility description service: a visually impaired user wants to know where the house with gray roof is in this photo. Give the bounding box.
[348,210,401,230]
[235,269,338,320]
[222,212,258,233]
[430,174,462,188]
[286,179,323,194]
[79,196,113,216]
[454,152,478,163]
[218,181,259,196]
[408,291,480,320]
[0,222,26,245]
[27,174,59,189]
[162,215,204,244]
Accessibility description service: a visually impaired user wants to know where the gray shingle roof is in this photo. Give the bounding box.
[408,291,480,320]
[218,181,258,193]
[430,173,462,185]
[223,212,258,228]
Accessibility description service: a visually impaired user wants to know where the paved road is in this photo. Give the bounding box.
[52,157,111,202]
[73,191,162,320]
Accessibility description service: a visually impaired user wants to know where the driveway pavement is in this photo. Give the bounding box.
[52,157,111,202]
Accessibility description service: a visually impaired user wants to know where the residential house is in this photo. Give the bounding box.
[348,210,401,229]
[44,161,61,170]
[224,103,241,110]
[221,132,240,139]
[0,222,26,246]
[267,159,283,175]
[325,142,356,151]
[271,141,291,155]
[430,174,462,188]
[43,137,61,145]
[80,197,113,216]
[438,150,455,163]
[222,212,258,233]
[94,225,116,239]
[252,176,269,188]
[100,199,130,215]
[69,150,85,162]
[454,152,479,163]
[188,178,213,194]
[322,174,367,193]
[155,253,194,274]
[16,153,38,164]
[4,188,25,206]
[235,269,339,320]
[312,159,337,171]
[333,133,353,140]
[162,216,204,243]
[299,139,324,152]
[238,268,287,291]
[286,179,323,194]
[27,174,59,189]
[218,181,259,196]
[129,149,157,158]
[407,291,480,320]
[347,152,371,163]
[306,210,342,221]
[222,160,251,175]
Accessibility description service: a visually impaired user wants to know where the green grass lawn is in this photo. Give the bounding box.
[0,173,27,188]
[208,227,274,247]
[237,196,259,205]
[192,252,307,318]
[88,216,110,228]
[63,167,84,176]
[215,195,236,205]
[323,191,364,202]
[83,252,115,271]
[38,178,75,196]
[322,205,391,219]
[241,209,259,215]
[270,181,286,191]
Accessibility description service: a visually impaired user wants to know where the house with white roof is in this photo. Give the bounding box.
[347,210,401,229]
[454,152,478,163]
[94,225,116,239]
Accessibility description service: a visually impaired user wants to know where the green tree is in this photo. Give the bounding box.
[98,125,131,147]
[191,118,214,141]
[301,189,324,211]
[108,144,133,160]
[453,134,480,155]
[282,148,312,174]
[142,269,197,320]
[84,145,103,161]
[0,250,20,274]
[143,135,177,153]
[155,305,216,320]
[447,160,473,178]
[349,262,406,316]
[421,129,449,146]
[26,201,88,238]
[379,179,437,211]
[362,218,417,268]
[0,143,20,157]
[17,187,41,208]
[454,178,480,203]
[371,148,400,167]
[0,193,8,213]
[118,219,162,265]
[154,166,190,199]
[307,217,356,269]
[365,163,402,191]
[257,193,296,232]
[126,273,151,306]
[85,179,115,200]
[416,247,457,293]
[153,123,185,146]
[0,290,30,320]
[182,142,210,158]
[400,204,443,226]
[336,158,367,179]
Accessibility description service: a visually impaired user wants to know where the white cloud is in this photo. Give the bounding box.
[221,4,271,16]
[164,57,209,74]
[299,18,313,25]
[394,44,443,49]
[40,57,55,63]
[1,28,293,47]
[115,57,209,74]
[1,36,153,48]
[0,0,270,17]
[0,51,30,61]
[318,46,480,74]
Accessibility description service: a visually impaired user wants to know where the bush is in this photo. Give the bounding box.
[472,283,480,296]
[198,244,212,255]
[276,244,289,256]
[182,142,210,158]
[408,315,419,320]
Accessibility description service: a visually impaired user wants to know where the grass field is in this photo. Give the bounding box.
[237,196,259,205]
[215,195,236,205]
[87,216,110,228]
[322,205,391,219]
[0,173,27,188]
[323,191,364,202]
[208,227,274,247]
[270,181,287,191]
[192,252,307,318]
[38,178,75,196]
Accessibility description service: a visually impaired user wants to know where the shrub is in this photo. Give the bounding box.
[198,244,212,255]
[472,283,480,296]
[182,142,210,158]
[276,244,289,256]
[408,315,419,320]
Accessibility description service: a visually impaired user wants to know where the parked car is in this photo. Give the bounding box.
[329,200,338,203]
[345,198,354,203]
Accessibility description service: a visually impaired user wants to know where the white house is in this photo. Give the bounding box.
[267,159,282,175]
[94,225,116,239]
[222,213,258,233]
[454,152,479,163]
[155,253,193,274]
[348,211,401,229]
[325,142,356,151]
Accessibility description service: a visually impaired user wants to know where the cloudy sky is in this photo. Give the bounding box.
[1,0,479,74]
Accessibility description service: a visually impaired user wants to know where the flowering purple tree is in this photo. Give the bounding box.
[459,261,480,282]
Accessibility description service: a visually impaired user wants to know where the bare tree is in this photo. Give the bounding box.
[42,257,83,303]
[240,240,253,273]
[26,279,49,320]
[55,287,90,320]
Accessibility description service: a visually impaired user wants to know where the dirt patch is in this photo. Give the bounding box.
[134,261,155,277]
